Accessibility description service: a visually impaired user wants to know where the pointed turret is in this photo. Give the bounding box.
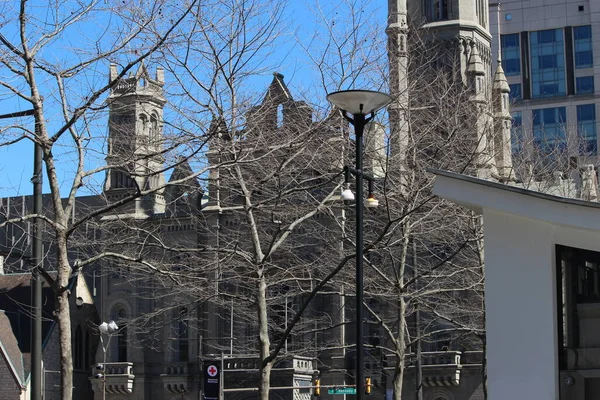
[467,42,486,100]
[492,60,514,181]
[467,41,496,179]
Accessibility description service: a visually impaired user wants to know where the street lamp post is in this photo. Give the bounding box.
[97,320,119,400]
[326,90,391,400]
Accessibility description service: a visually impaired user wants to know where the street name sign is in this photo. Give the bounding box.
[328,387,357,395]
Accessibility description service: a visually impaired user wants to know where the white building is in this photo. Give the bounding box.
[433,168,600,399]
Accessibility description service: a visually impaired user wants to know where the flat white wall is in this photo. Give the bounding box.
[484,209,559,400]
[483,208,600,400]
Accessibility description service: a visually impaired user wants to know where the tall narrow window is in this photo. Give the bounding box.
[173,318,189,362]
[577,104,597,154]
[74,326,83,370]
[532,106,567,153]
[501,34,521,76]
[277,104,284,128]
[530,29,566,98]
[112,307,128,362]
[425,0,448,21]
[139,114,148,143]
[150,114,159,144]
[84,330,91,369]
[573,25,593,69]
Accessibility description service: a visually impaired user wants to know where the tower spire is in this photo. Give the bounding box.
[495,3,502,64]
[386,0,409,184]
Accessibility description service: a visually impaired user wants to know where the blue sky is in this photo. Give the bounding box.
[0,0,387,198]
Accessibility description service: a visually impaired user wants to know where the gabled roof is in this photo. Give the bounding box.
[0,273,56,355]
[262,72,293,105]
[164,159,203,216]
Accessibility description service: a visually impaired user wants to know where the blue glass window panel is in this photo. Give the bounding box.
[540,29,557,43]
[503,34,519,47]
[530,29,566,98]
[578,104,596,121]
[574,25,592,40]
[504,59,520,74]
[576,76,595,94]
[577,104,597,154]
[575,51,593,68]
[539,54,556,69]
[509,84,522,101]
[574,26,593,69]
[533,107,567,152]
[501,34,521,76]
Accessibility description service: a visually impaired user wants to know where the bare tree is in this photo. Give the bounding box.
[0,1,200,398]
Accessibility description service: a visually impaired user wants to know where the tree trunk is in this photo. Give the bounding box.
[257,272,272,400]
[56,236,73,400]
[393,295,406,400]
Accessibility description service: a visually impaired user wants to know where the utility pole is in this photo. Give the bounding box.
[0,108,41,400]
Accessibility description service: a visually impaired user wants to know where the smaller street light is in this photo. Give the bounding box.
[97,320,119,400]
[340,184,356,201]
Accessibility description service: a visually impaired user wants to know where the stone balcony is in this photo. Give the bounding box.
[391,350,484,388]
[91,362,135,395]
[160,362,197,395]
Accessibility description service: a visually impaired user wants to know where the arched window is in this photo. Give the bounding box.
[74,326,83,370]
[112,306,128,362]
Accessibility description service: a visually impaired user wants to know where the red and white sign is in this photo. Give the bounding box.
[207,365,218,377]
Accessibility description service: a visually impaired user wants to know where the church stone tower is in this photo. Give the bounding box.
[407,0,493,84]
[104,63,166,216]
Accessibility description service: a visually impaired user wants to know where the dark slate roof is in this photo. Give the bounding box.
[0,273,56,354]
[0,310,25,385]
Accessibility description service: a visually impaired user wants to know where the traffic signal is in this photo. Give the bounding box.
[365,377,372,395]
[313,379,321,397]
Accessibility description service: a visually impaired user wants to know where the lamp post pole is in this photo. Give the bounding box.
[326,90,391,400]
[32,123,43,400]
[98,321,119,400]
[353,112,366,400]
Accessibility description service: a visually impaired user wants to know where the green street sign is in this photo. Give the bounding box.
[328,388,357,395]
